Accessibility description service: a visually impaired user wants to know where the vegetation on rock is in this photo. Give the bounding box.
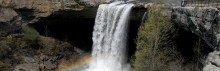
[133,2,178,71]
[0,25,84,71]
[133,1,212,71]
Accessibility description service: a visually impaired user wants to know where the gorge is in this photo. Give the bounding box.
[0,0,220,71]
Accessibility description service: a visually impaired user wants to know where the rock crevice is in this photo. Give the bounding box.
[172,7,220,50]
[0,0,85,37]
[172,7,220,71]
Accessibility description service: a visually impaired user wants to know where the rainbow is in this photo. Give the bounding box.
[58,54,91,71]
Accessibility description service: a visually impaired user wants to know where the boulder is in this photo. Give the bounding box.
[203,63,220,71]
[204,51,220,71]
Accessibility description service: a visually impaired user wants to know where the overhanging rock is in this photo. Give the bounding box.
[172,7,220,50]
[0,0,148,37]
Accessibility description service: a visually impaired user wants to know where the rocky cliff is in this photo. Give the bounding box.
[0,0,86,37]
[0,0,91,71]
[172,7,220,50]
[172,7,220,71]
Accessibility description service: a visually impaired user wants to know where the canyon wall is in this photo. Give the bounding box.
[172,7,220,71]
[172,7,220,50]
[1,0,220,70]
[0,0,91,71]
[0,0,86,37]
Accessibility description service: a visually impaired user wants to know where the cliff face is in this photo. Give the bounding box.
[0,1,90,70]
[172,7,220,49]
[0,0,147,37]
[172,7,220,71]
[0,1,144,71]
[0,0,83,17]
[0,0,85,37]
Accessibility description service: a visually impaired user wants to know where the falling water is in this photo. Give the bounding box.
[87,2,133,71]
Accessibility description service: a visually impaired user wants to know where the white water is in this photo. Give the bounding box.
[86,2,133,71]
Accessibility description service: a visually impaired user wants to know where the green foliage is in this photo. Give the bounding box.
[21,26,40,48]
[38,36,73,55]
[133,3,178,71]
[22,26,40,41]
[5,36,13,46]
[0,26,40,49]
[133,1,210,70]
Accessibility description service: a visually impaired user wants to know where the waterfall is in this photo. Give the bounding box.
[87,2,133,71]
